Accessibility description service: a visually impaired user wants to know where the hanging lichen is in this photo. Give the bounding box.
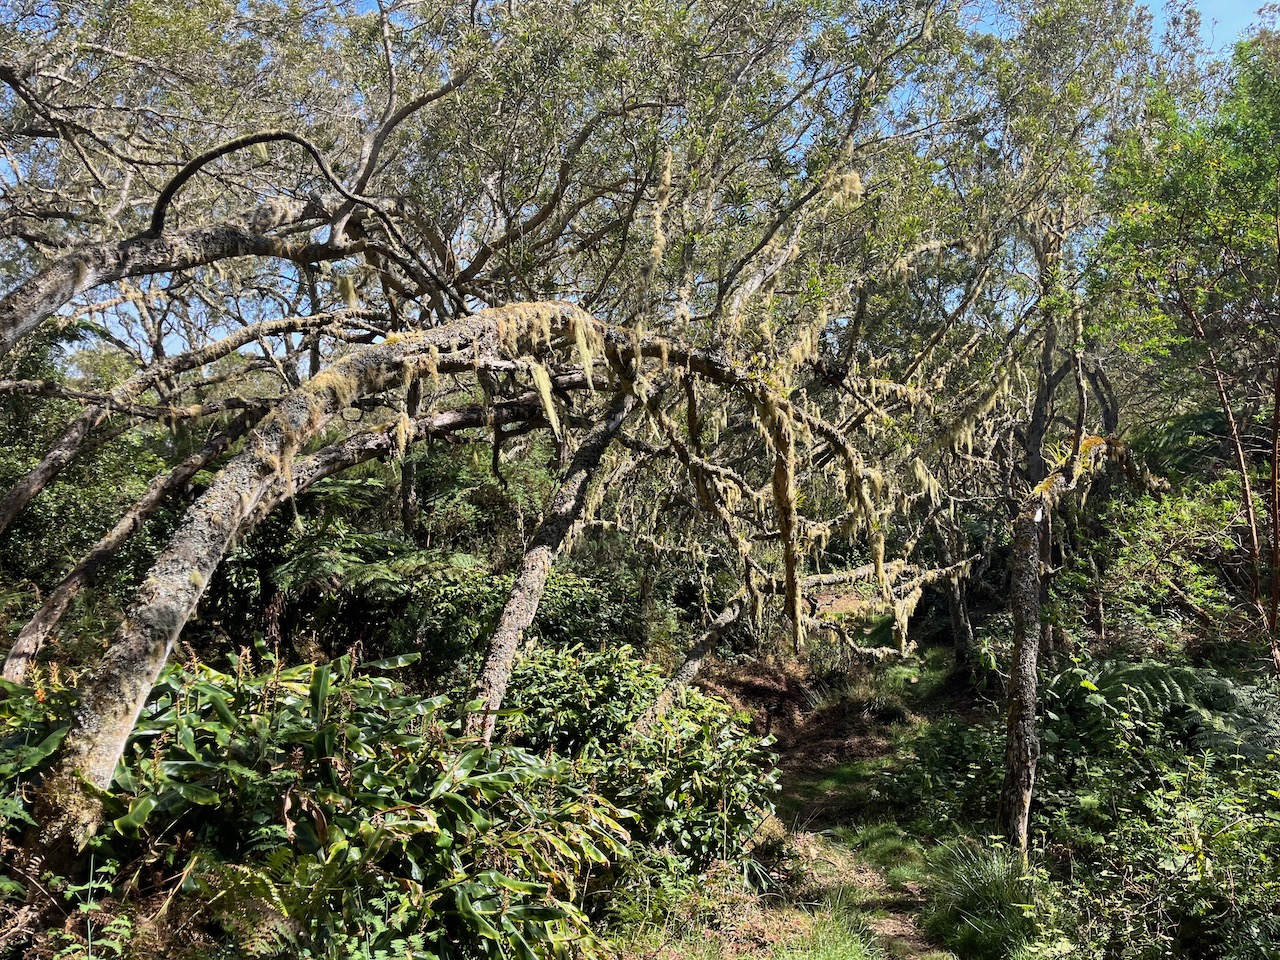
[528,362,562,439]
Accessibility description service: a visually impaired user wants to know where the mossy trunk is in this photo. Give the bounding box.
[4,418,252,683]
[998,505,1042,860]
[0,199,315,358]
[31,304,575,857]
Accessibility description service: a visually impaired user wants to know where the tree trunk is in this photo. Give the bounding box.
[998,503,1043,861]
[0,199,329,358]
[3,416,254,683]
[633,598,746,736]
[0,407,109,536]
[0,311,361,536]
[1269,353,1280,675]
[467,391,638,744]
[32,304,575,857]
[934,522,975,667]
[1194,316,1263,609]
[401,378,424,540]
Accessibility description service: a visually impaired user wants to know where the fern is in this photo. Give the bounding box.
[199,854,296,958]
[269,522,479,600]
[1050,661,1280,758]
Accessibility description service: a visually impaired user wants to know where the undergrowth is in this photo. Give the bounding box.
[0,646,776,959]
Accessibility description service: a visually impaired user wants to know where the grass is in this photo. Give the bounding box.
[772,911,884,960]
[777,754,901,827]
[609,901,883,960]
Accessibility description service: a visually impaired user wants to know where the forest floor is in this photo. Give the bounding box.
[611,653,963,960]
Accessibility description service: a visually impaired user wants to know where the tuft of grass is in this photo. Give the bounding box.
[922,840,1040,960]
[772,908,884,960]
[832,822,929,889]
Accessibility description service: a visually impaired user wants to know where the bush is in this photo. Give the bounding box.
[893,660,1280,958]
[499,644,779,881]
[922,840,1040,960]
[3,654,631,960]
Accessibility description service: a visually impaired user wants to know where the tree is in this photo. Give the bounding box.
[1102,25,1280,675]
[2,0,1016,863]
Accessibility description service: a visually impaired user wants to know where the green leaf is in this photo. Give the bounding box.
[113,795,159,837]
[310,664,332,724]
[358,654,422,672]
[171,783,220,805]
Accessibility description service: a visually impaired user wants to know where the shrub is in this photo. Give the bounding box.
[499,644,779,880]
[2,654,631,960]
[922,840,1040,960]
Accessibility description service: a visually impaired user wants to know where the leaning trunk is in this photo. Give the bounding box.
[0,407,109,536]
[31,304,561,855]
[467,392,637,744]
[3,417,253,683]
[33,452,278,857]
[633,598,746,736]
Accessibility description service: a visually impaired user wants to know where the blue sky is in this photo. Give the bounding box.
[1185,1,1267,48]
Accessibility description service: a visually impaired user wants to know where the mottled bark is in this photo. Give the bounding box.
[34,303,575,854]
[401,378,424,539]
[634,598,746,736]
[0,199,334,358]
[0,311,372,536]
[3,416,255,683]
[32,299,833,851]
[998,504,1043,859]
[0,407,106,535]
[467,391,638,744]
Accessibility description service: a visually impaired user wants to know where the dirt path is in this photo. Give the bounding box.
[790,832,947,960]
[694,658,954,959]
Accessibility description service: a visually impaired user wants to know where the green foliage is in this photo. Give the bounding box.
[3,657,634,959]
[201,473,642,682]
[921,840,1040,960]
[887,659,1280,957]
[1067,754,1280,960]
[1049,479,1255,659]
[0,676,72,832]
[1,647,784,958]
[0,334,171,605]
[499,645,778,883]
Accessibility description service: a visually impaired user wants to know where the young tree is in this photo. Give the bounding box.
[1102,26,1280,675]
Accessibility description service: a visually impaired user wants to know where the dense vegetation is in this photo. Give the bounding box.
[1,0,1278,957]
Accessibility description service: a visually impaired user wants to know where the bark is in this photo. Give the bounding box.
[1086,363,1119,435]
[3,416,255,683]
[633,598,746,736]
[0,311,374,536]
[0,198,337,358]
[401,377,424,539]
[33,303,572,855]
[934,523,975,667]
[1270,354,1280,675]
[31,298,832,853]
[466,391,638,744]
[998,504,1043,860]
[1194,316,1263,609]
[1024,316,1058,486]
